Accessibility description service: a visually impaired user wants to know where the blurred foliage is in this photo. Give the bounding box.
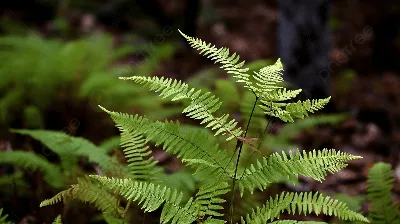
[0,208,13,224]
[0,31,180,133]
[0,129,199,223]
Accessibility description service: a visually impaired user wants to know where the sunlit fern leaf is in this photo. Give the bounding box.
[52,215,62,224]
[367,162,400,224]
[178,30,251,89]
[40,177,124,216]
[90,175,198,224]
[238,149,361,195]
[241,192,369,224]
[100,106,235,181]
[118,125,159,182]
[0,208,13,224]
[0,151,64,188]
[11,129,124,175]
[252,58,285,95]
[259,97,331,123]
[261,88,303,102]
[118,76,242,141]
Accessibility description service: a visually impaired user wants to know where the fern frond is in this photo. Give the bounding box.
[367,162,400,224]
[0,208,13,224]
[194,182,229,217]
[40,177,124,216]
[119,126,158,182]
[241,191,369,223]
[178,30,251,88]
[118,76,242,141]
[252,58,284,95]
[90,175,198,224]
[259,98,331,123]
[52,215,62,224]
[238,149,361,194]
[100,107,235,180]
[0,151,64,188]
[12,129,123,174]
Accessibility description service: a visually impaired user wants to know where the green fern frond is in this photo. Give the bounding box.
[367,162,400,224]
[241,191,369,223]
[0,151,64,188]
[194,182,230,217]
[119,126,158,182]
[90,175,199,224]
[12,129,123,175]
[259,97,331,123]
[100,106,235,180]
[178,30,251,88]
[52,215,62,224]
[119,76,242,141]
[0,208,13,224]
[252,59,284,95]
[40,177,124,216]
[238,149,361,194]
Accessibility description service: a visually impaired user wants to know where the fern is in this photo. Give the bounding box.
[100,106,235,181]
[0,208,12,224]
[0,32,178,132]
[179,31,330,124]
[52,215,62,224]
[90,175,199,223]
[40,30,368,224]
[238,149,361,194]
[178,30,251,88]
[11,129,125,175]
[119,76,243,141]
[0,151,64,188]
[241,192,369,223]
[367,162,400,224]
[40,177,124,216]
[118,127,158,181]
[90,175,228,223]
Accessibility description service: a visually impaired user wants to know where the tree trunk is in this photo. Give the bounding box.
[278,0,331,101]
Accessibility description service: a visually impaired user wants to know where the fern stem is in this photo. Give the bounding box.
[238,116,272,181]
[229,97,258,224]
[122,200,131,224]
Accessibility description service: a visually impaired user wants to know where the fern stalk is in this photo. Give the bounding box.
[229,96,259,224]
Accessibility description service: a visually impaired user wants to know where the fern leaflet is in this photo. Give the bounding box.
[118,76,243,141]
[241,191,369,223]
[367,162,400,224]
[238,149,361,194]
[40,177,124,216]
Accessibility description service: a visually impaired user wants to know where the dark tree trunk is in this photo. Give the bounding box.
[278,0,331,101]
